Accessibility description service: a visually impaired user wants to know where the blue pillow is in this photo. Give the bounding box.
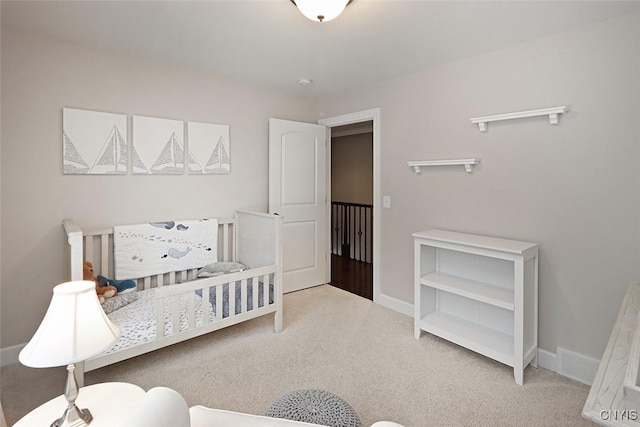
[98,275,137,294]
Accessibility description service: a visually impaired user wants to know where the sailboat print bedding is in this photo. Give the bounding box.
[63,210,283,383]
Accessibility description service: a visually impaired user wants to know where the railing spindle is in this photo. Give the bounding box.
[330,202,373,264]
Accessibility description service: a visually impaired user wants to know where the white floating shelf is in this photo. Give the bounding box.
[408,159,480,174]
[470,106,568,131]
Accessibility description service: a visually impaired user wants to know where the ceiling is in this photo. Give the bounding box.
[3,1,639,99]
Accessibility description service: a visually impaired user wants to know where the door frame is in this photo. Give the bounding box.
[319,108,381,303]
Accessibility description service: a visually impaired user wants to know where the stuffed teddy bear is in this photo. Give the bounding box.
[83,261,117,304]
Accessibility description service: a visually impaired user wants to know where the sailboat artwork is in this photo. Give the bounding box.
[63,108,128,175]
[132,115,185,175]
[150,132,185,174]
[90,125,128,174]
[187,121,230,175]
[205,136,230,174]
[63,131,89,174]
[131,146,149,174]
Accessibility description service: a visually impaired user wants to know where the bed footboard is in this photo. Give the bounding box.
[235,210,283,333]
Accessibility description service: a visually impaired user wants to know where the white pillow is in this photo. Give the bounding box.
[102,292,139,314]
[197,262,249,278]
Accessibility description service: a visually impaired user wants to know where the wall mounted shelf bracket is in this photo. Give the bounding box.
[470,106,567,131]
[408,159,480,174]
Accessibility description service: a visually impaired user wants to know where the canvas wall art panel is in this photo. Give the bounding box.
[63,108,128,174]
[187,121,230,174]
[132,115,185,175]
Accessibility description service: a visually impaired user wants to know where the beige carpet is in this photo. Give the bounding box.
[1,285,592,426]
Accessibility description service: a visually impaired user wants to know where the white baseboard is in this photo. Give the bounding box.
[536,348,558,372]
[0,343,24,367]
[375,292,413,317]
[536,347,599,385]
[556,346,599,385]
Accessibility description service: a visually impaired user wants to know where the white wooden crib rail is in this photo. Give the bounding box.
[154,265,277,336]
[62,211,284,383]
[84,265,279,373]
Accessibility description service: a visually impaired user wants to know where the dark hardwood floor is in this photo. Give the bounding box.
[329,254,373,300]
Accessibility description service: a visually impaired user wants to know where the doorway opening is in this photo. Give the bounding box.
[319,108,381,303]
[328,121,373,300]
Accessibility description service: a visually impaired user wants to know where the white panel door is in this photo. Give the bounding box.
[269,118,327,293]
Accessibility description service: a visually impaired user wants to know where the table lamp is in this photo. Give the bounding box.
[19,280,121,427]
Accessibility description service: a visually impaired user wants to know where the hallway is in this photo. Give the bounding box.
[329,254,373,300]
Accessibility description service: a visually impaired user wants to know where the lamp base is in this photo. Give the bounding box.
[51,404,93,427]
[50,364,93,427]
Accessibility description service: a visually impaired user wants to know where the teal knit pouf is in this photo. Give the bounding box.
[266,389,361,427]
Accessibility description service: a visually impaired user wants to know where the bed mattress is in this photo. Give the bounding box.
[100,280,275,356]
[102,288,213,355]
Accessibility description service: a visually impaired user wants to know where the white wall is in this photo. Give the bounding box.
[3,12,640,365]
[0,27,316,348]
[317,13,640,360]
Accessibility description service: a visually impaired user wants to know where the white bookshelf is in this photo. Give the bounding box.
[413,229,539,385]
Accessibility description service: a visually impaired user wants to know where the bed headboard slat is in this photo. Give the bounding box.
[222,223,230,262]
[85,235,94,266]
[100,234,109,276]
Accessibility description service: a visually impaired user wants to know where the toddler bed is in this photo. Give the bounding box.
[63,210,283,385]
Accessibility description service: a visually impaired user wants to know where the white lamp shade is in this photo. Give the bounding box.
[19,280,121,368]
[295,0,349,22]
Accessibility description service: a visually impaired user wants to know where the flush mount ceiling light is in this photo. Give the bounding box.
[290,0,352,23]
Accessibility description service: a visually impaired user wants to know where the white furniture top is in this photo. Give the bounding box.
[412,229,538,256]
[470,106,567,131]
[14,382,145,427]
[583,281,640,426]
[407,159,479,174]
